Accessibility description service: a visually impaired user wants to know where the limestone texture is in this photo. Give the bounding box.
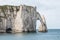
[0,5,47,33]
[38,15,47,32]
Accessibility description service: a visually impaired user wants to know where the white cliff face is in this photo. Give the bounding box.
[38,15,47,32]
[21,6,36,32]
[14,6,23,32]
[14,5,37,32]
[0,5,47,33]
[0,11,6,32]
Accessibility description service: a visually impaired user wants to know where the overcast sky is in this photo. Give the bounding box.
[0,0,60,29]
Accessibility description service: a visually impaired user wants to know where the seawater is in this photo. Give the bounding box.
[0,29,60,40]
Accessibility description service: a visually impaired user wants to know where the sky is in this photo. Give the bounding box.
[0,0,60,29]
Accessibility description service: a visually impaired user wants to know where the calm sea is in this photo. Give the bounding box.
[0,29,60,40]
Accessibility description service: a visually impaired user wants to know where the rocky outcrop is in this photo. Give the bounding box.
[13,5,37,32]
[0,5,47,33]
[0,5,20,33]
[38,15,47,32]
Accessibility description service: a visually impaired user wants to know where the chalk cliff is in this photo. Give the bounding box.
[0,5,47,33]
[13,5,37,32]
[38,15,47,32]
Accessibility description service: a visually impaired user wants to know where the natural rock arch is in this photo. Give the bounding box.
[0,5,47,33]
[36,13,47,32]
[13,5,47,33]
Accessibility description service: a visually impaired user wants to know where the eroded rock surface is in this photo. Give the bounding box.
[38,15,47,32]
[0,5,47,33]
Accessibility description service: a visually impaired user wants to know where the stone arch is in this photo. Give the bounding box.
[36,12,47,32]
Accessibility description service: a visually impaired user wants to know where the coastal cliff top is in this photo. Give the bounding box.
[0,5,36,8]
[0,5,36,11]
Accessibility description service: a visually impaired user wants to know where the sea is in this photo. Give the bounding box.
[0,29,60,40]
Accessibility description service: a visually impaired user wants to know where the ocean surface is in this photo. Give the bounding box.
[0,29,60,40]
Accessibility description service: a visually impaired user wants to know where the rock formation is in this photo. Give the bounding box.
[0,5,19,33]
[38,15,47,32]
[13,5,37,32]
[0,5,47,33]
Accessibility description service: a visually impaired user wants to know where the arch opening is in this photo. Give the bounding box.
[36,20,41,30]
